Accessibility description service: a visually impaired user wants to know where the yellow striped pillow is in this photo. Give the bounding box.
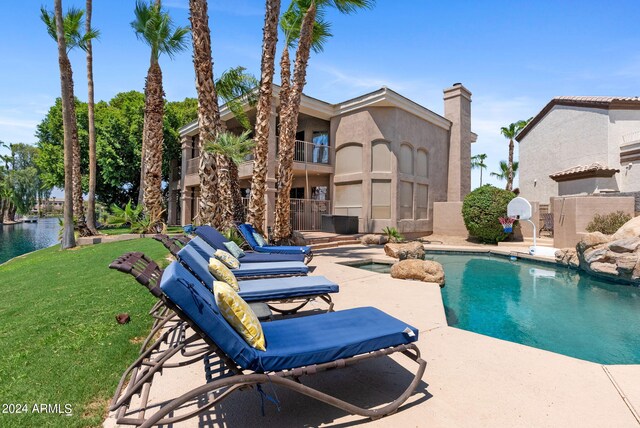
[213,281,266,351]
[214,249,240,269]
[208,258,239,291]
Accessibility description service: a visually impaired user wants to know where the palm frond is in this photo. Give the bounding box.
[41,6,96,53]
[205,131,256,165]
[131,0,189,61]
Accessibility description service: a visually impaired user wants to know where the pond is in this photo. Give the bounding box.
[0,218,61,264]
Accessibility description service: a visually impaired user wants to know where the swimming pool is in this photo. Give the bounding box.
[354,254,640,364]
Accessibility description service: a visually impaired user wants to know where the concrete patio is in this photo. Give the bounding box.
[105,244,640,427]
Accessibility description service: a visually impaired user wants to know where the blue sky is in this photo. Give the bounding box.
[1,0,640,190]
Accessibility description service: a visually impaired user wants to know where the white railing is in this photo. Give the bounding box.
[241,197,330,231]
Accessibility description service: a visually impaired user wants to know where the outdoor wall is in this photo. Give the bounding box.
[433,202,467,236]
[519,106,610,205]
[557,176,619,196]
[552,195,635,248]
[607,109,640,193]
[331,106,450,234]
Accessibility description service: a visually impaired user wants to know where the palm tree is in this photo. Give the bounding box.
[500,119,529,191]
[205,131,256,223]
[49,0,76,248]
[246,0,281,234]
[188,0,224,228]
[41,6,97,236]
[471,153,488,186]
[85,0,98,235]
[491,160,519,188]
[131,0,189,230]
[273,0,363,242]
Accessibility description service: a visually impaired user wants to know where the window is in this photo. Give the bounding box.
[334,182,362,217]
[312,131,329,164]
[335,144,363,175]
[399,144,413,174]
[371,180,391,219]
[290,187,305,199]
[416,184,429,219]
[371,141,391,172]
[417,149,429,177]
[399,181,413,219]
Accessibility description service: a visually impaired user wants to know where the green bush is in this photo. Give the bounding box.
[382,226,404,243]
[462,185,515,243]
[585,211,632,235]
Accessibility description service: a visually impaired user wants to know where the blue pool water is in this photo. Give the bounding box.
[356,254,640,364]
[0,218,60,264]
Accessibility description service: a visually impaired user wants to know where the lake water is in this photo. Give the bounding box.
[0,218,61,264]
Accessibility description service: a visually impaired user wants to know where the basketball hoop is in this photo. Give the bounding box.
[499,216,516,233]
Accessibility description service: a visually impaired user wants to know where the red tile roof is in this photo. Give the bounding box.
[549,162,620,182]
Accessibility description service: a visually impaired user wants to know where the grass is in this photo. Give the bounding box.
[0,239,170,427]
[99,225,184,235]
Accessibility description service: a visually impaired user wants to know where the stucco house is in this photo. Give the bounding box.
[169,83,476,234]
[517,96,640,206]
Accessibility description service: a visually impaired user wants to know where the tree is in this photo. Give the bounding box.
[273,0,372,242]
[85,0,98,234]
[500,119,529,191]
[491,160,519,188]
[188,0,225,227]
[132,0,189,230]
[41,5,97,236]
[246,0,281,234]
[205,131,255,223]
[471,153,488,187]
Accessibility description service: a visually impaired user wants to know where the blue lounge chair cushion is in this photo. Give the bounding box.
[193,228,305,263]
[178,245,337,300]
[233,261,308,277]
[161,262,419,372]
[238,224,312,255]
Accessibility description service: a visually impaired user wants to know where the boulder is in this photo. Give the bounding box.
[577,232,611,252]
[611,215,640,240]
[290,231,308,246]
[608,237,640,253]
[384,241,425,260]
[555,248,580,268]
[590,262,619,276]
[633,260,640,280]
[390,259,445,286]
[583,247,609,264]
[615,254,639,272]
[360,234,388,246]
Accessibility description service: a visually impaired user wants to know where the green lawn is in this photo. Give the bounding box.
[100,226,184,235]
[0,239,169,427]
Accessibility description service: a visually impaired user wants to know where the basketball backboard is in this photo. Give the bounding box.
[507,197,532,220]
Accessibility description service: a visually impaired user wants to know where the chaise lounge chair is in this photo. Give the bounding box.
[236,223,313,262]
[195,225,308,263]
[184,237,309,278]
[110,261,426,427]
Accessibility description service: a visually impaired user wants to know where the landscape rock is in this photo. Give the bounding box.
[577,232,611,252]
[589,262,619,276]
[360,234,388,245]
[614,254,638,272]
[555,248,580,268]
[390,259,445,286]
[384,241,425,260]
[633,260,640,279]
[583,247,609,264]
[611,215,640,240]
[290,231,308,246]
[608,237,640,253]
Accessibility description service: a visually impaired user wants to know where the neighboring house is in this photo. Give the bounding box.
[517,96,640,205]
[31,197,64,214]
[171,83,476,234]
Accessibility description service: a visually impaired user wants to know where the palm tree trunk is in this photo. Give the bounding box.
[247,0,281,234]
[85,0,98,235]
[273,2,316,242]
[480,168,483,186]
[142,61,165,228]
[189,0,224,227]
[229,159,244,223]
[54,0,76,248]
[507,138,514,191]
[69,74,88,234]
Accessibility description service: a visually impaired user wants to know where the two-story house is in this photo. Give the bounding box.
[169,83,476,235]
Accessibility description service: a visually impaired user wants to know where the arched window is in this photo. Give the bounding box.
[335,143,363,175]
[399,144,413,175]
[416,149,429,177]
[371,141,391,172]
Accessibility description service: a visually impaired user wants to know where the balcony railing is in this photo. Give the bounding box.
[291,139,332,165]
[241,197,330,231]
[186,157,200,175]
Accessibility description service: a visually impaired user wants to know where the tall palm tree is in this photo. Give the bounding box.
[188,0,224,227]
[205,131,256,223]
[500,119,529,191]
[246,0,281,234]
[85,0,98,235]
[491,160,519,188]
[471,153,488,187]
[131,0,189,230]
[41,6,97,236]
[49,0,76,248]
[273,0,371,242]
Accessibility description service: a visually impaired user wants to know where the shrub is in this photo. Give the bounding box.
[382,226,404,243]
[462,185,515,243]
[585,211,632,235]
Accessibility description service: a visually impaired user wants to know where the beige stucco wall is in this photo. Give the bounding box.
[552,195,635,248]
[607,109,640,193]
[331,106,450,234]
[432,202,467,236]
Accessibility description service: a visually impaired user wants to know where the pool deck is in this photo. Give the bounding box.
[105,244,640,427]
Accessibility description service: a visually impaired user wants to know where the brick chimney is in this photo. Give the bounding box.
[443,83,473,201]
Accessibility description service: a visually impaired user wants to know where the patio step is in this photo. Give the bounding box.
[311,239,361,250]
